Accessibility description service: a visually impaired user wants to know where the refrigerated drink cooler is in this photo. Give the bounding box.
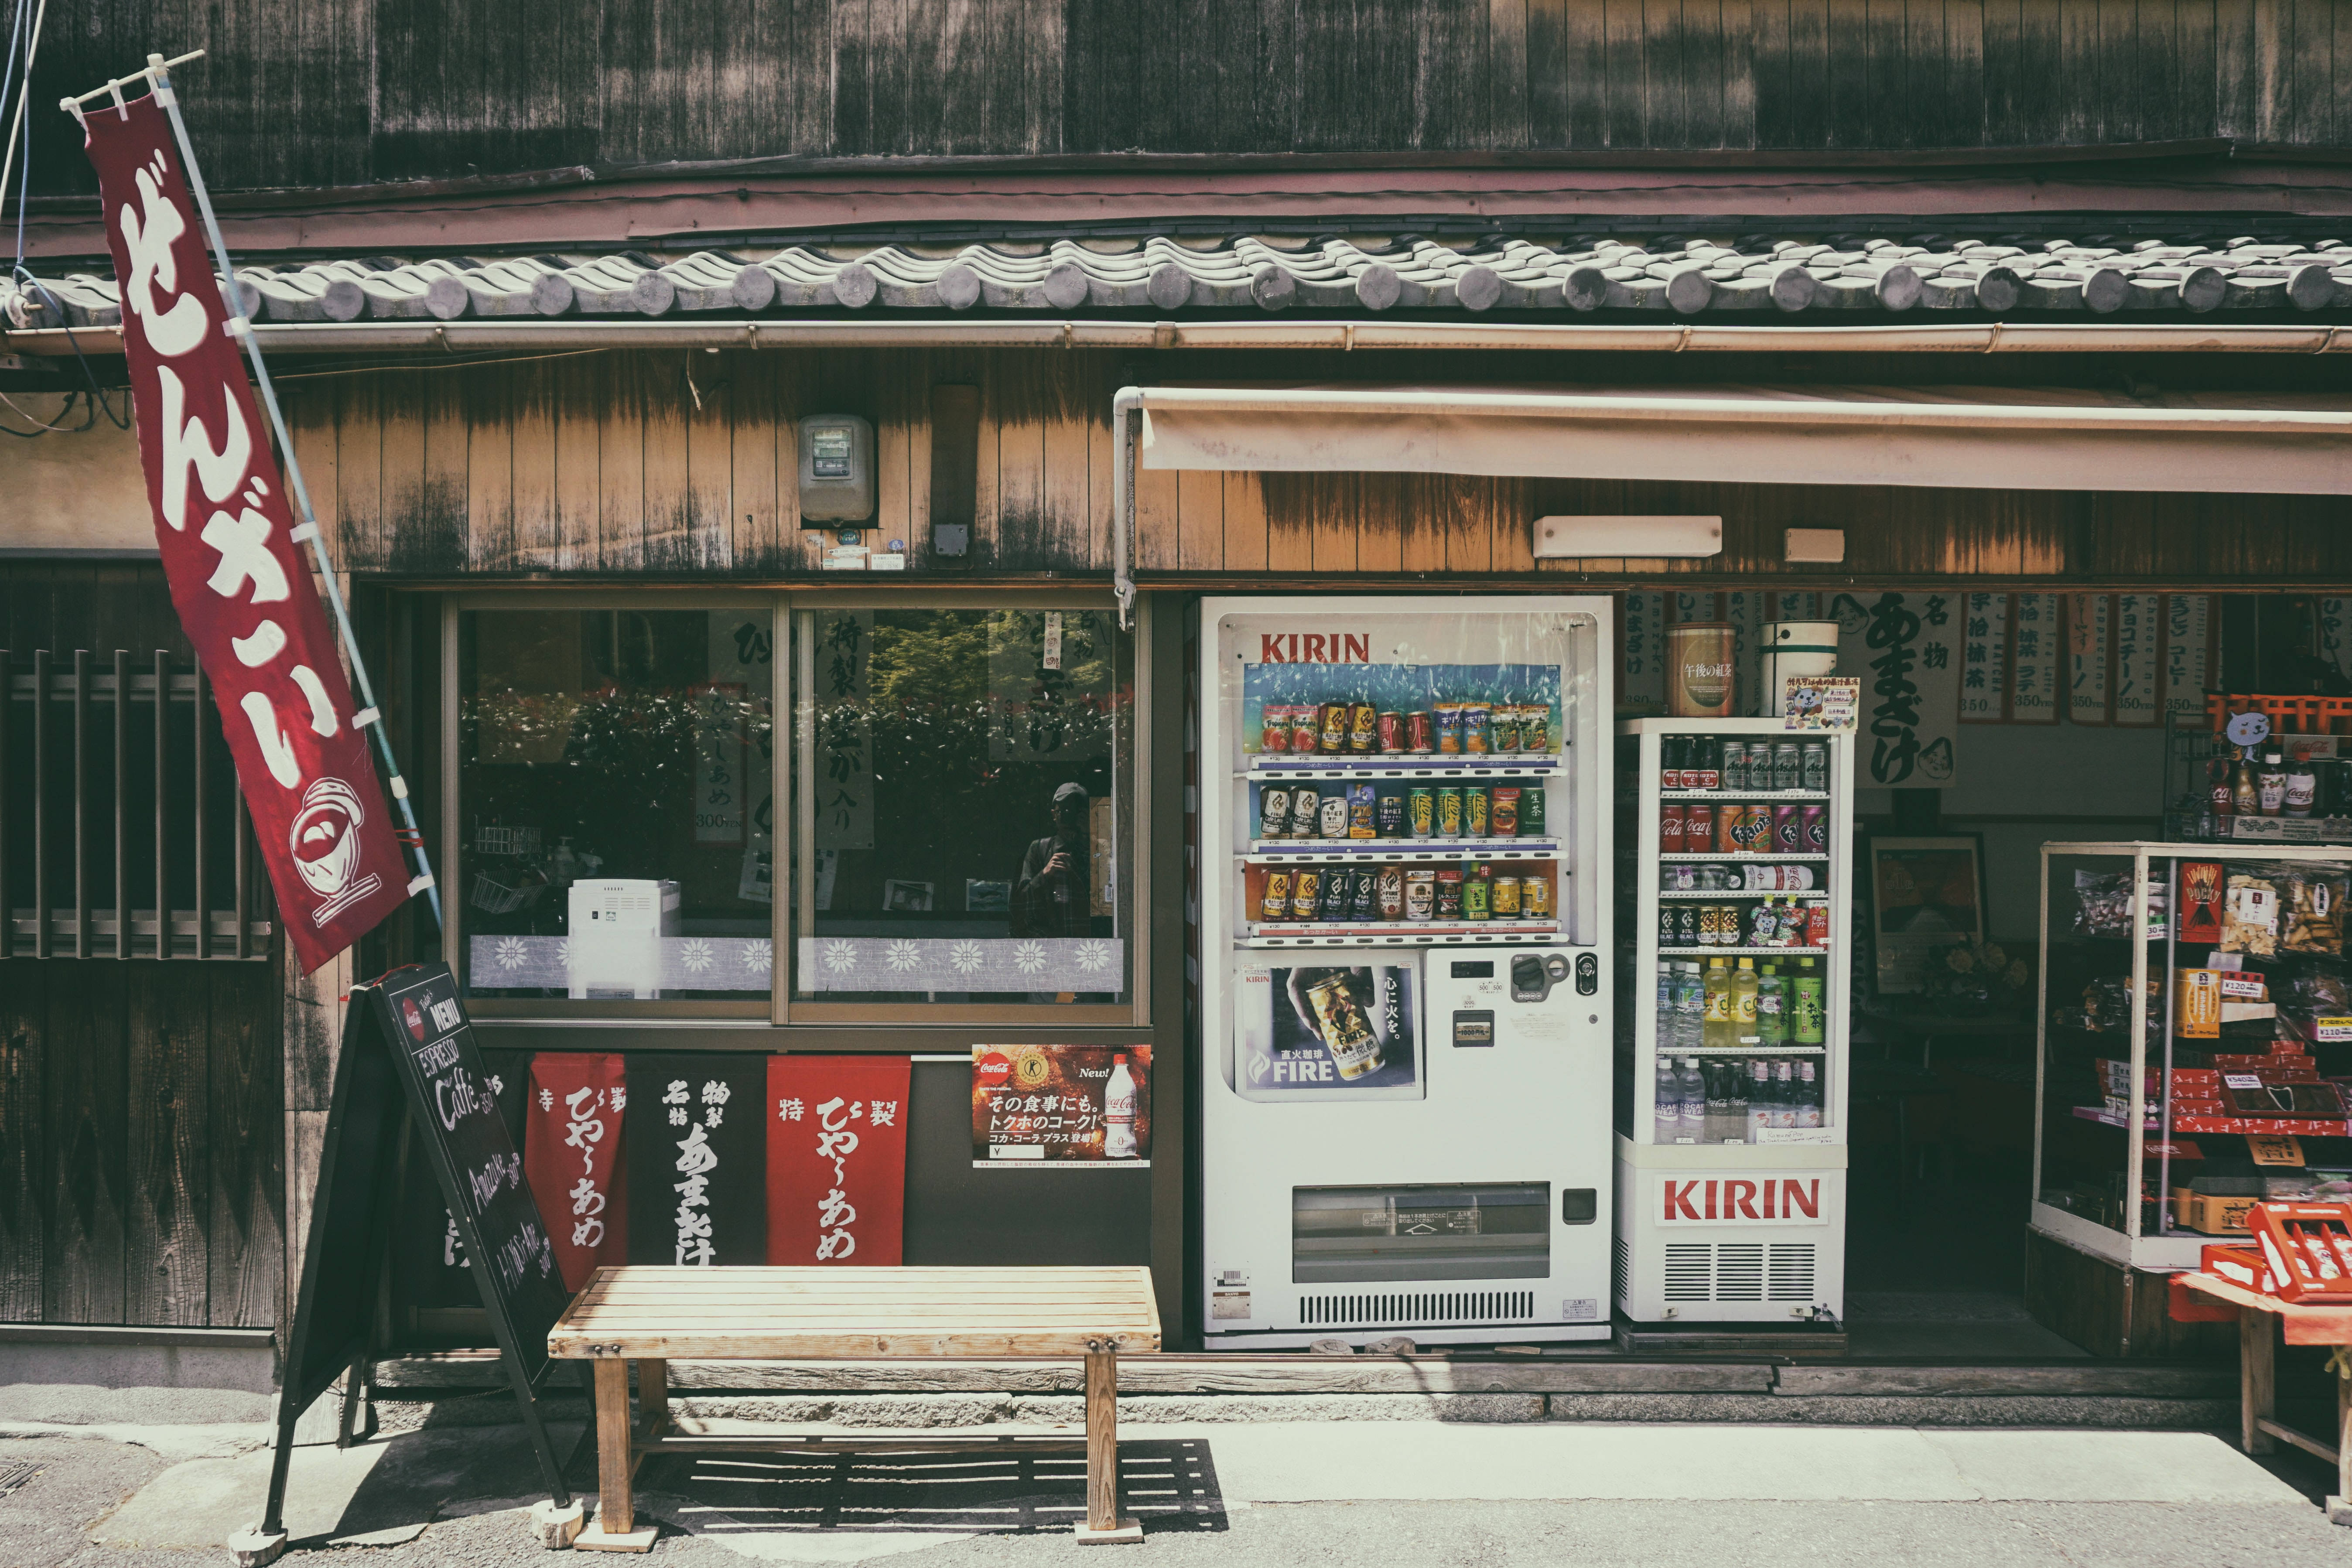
[1198,596,1615,1347]
[1613,719,1855,1325]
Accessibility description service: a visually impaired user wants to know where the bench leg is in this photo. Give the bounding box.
[576,1359,655,1553]
[633,1358,671,1476]
[1075,1349,1140,1544]
[2242,1307,2276,1456]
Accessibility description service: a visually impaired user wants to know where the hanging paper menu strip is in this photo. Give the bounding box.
[2008,593,2060,724]
[1960,593,2009,723]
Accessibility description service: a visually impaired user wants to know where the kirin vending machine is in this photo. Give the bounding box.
[1197,595,1616,1347]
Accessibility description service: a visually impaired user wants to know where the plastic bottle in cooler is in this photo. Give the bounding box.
[1746,1059,1774,1141]
[1732,957,1760,1047]
[1795,1060,1823,1128]
[1676,962,1706,1051]
[1654,1059,1682,1143]
[1756,963,1788,1047]
[1678,1058,1706,1140]
[1654,961,1674,1045]
[1702,960,1734,1049]
[1792,958,1826,1045]
[1771,1060,1799,1129]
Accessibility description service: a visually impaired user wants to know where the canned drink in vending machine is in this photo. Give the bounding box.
[1405,869,1436,920]
[1261,705,1292,753]
[1291,785,1322,837]
[1376,789,1406,837]
[1261,871,1292,922]
[1463,786,1491,838]
[1523,873,1552,918]
[1675,905,1699,946]
[1520,786,1546,835]
[1408,711,1435,754]
[1436,868,1465,919]
[1434,704,1463,754]
[1377,711,1406,753]
[1318,790,1350,839]
[1659,906,1680,947]
[1292,706,1323,754]
[1376,864,1405,919]
[1489,705,1522,753]
[1774,804,1802,853]
[1463,871,1491,921]
[1684,802,1715,854]
[1320,868,1350,920]
[1801,804,1826,853]
[1408,786,1434,838]
[1349,783,1378,838]
[1721,740,1748,791]
[1491,787,1521,837]
[1521,705,1550,753]
[1772,743,1802,791]
[1801,741,1828,792]
[1492,875,1522,917]
[1320,703,1351,752]
[1436,786,1464,838]
[1290,871,1322,920]
[1349,867,1379,921]
[1805,901,1830,946]
[1349,702,1380,753]
[1660,803,1687,855]
[1259,787,1292,840]
[1461,703,1492,755]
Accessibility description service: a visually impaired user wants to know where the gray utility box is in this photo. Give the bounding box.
[798,414,875,522]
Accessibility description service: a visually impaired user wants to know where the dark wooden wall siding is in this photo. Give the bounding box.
[0,961,283,1328]
[1,564,188,658]
[27,0,2352,193]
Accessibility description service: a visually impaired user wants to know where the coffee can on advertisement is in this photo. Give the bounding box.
[1801,804,1826,853]
[1290,785,1321,837]
[1524,873,1552,918]
[1261,706,1291,754]
[1463,872,1491,921]
[1521,705,1551,753]
[1319,868,1350,919]
[1408,786,1434,837]
[1434,704,1463,754]
[1320,703,1350,752]
[1290,870,1322,920]
[1491,875,1522,917]
[1404,868,1436,920]
[1377,711,1406,754]
[1305,975,1384,1080]
[1348,701,1380,753]
[1801,741,1829,792]
[1407,710,1435,754]
[1667,622,1736,717]
[1436,868,1464,919]
[1684,802,1716,854]
[1489,705,1522,753]
[1721,741,1749,792]
[1806,901,1830,946]
[1492,787,1521,837]
[1376,864,1405,919]
[1318,791,1350,839]
[1260,871,1291,921]
[1348,782,1378,838]
[1661,803,1687,854]
[1435,786,1463,838]
[1292,707,1323,753]
[1674,904,1699,945]
[1520,786,1546,836]
[1375,788,1406,837]
[1349,867,1379,921]
[1463,786,1491,838]
[1259,786,1292,839]
[1774,803,1802,853]
[1461,703,1492,755]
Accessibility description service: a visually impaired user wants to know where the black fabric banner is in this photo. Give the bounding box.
[626,1054,767,1266]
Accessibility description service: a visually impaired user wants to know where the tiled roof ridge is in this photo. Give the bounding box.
[10,231,2352,328]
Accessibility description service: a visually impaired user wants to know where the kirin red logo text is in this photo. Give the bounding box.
[1258,632,1371,664]
[1659,1177,1823,1223]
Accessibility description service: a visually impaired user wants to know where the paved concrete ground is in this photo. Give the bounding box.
[7,1406,2349,1568]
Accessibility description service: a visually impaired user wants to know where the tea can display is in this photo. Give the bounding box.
[1290,785,1322,837]
[1491,786,1521,837]
[1290,870,1322,920]
[1260,871,1291,922]
[1291,707,1323,753]
[1523,874,1553,918]
[1666,622,1736,717]
[1377,711,1406,753]
[1436,868,1465,919]
[1489,705,1522,753]
[1348,782,1378,838]
[1318,790,1350,839]
[1463,872,1491,921]
[1407,711,1435,754]
[1435,786,1464,838]
[1404,869,1436,920]
[1408,786,1434,838]
[1492,875,1522,917]
[1259,786,1292,840]
[1434,704,1463,754]
[1460,702,1492,755]
[1319,703,1350,752]
[1375,789,1406,837]
[1463,786,1491,838]
[1520,786,1546,836]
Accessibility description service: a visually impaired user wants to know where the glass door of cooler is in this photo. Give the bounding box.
[1615,720,1854,1148]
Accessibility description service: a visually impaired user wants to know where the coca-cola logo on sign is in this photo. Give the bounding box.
[1657,1176,1826,1225]
[1256,632,1372,665]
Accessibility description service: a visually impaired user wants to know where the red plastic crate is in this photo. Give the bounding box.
[2250,1202,2352,1304]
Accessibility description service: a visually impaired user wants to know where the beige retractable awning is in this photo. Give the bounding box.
[1132,383,2352,495]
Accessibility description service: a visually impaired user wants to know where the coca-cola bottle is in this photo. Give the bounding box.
[1103,1055,1139,1159]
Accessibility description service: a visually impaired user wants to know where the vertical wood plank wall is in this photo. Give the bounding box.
[291,349,2352,588]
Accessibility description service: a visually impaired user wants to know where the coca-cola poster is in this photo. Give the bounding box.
[524,1053,629,1290]
[766,1056,910,1265]
[82,94,410,971]
[972,1045,1150,1167]
[624,1055,766,1265]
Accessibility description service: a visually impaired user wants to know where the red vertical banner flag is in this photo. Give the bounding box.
[767,1056,911,1266]
[82,94,409,970]
[523,1053,629,1290]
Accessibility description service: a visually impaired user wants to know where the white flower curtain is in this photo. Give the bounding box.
[796,936,1124,992]
[469,935,773,992]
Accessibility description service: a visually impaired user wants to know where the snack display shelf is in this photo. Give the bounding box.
[2070,1104,2352,1138]
[1242,920,1560,946]
[1246,839,1559,861]
[1665,854,1828,864]
[1659,789,1830,802]
[1242,757,1562,780]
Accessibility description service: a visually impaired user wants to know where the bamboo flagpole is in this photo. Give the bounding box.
[62,51,444,940]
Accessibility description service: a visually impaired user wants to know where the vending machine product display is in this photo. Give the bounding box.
[1613,719,1855,1324]
[1199,596,1615,1346]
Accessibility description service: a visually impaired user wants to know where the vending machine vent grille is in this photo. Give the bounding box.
[1298,1291,1536,1326]
[1660,1242,1822,1304]
[1612,1236,1630,1307]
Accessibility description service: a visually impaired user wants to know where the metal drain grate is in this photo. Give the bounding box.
[0,1460,40,1498]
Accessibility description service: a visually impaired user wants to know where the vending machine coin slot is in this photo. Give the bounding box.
[1511,953,1571,1002]
[1453,1009,1496,1047]
[1575,953,1599,995]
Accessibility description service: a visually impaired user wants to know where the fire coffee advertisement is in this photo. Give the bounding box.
[1232,960,1423,1102]
[766,1055,910,1265]
[972,1045,1151,1167]
[523,1052,629,1290]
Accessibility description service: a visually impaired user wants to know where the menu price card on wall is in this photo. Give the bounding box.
[972,1045,1152,1167]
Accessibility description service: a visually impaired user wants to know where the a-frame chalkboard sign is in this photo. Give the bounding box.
[252,963,576,1551]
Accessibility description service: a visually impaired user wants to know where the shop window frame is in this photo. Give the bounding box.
[780,589,1151,1031]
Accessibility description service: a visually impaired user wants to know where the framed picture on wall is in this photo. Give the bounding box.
[1867,835,1987,995]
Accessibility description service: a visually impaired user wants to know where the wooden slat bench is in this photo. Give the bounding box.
[548,1265,1162,1551]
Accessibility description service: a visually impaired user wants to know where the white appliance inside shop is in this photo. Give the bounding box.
[1613,720,1854,1324]
[1197,595,1615,1347]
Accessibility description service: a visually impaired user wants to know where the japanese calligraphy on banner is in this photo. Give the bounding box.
[766,1056,910,1265]
[524,1053,628,1291]
[83,95,409,970]
[814,609,875,851]
[2068,594,2113,725]
[1960,593,2009,722]
[2113,594,2162,726]
[690,683,747,844]
[1832,592,1959,788]
[2009,593,2061,723]
[1619,591,1668,712]
[972,1045,1151,1167]
[624,1055,765,1265]
[2165,596,2215,719]
[1767,592,1825,622]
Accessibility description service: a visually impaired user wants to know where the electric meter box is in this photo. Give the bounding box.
[798,414,876,521]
